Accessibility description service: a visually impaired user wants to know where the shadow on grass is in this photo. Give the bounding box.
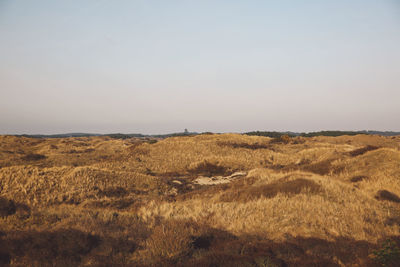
[134,219,396,267]
[1,221,398,266]
[218,178,322,202]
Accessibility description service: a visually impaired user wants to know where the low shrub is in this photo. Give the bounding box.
[375,190,400,203]
[350,175,368,183]
[96,186,128,198]
[0,197,16,217]
[3,229,100,266]
[348,145,379,157]
[188,160,228,177]
[371,239,400,266]
[22,153,46,161]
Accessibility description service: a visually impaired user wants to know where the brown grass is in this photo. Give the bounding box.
[1,133,400,266]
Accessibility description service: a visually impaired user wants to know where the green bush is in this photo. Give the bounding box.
[371,239,400,266]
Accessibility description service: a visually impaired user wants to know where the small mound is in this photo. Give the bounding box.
[271,159,341,176]
[375,190,400,203]
[300,160,336,175]
[334,148,400,178]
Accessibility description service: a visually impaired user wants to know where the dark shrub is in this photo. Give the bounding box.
[22,153,46,161]
[350,175,368,183]
[348,145,379,157]
[97,187,128,198]
[0,197,16,217]
[375,190,400,203]
[188,161,228,177]
[4,229,100,266]
[371,239,400,267]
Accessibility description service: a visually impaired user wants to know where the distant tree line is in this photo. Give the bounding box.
[244,130,400,138]
[301,131,362,137]
[244,131,298,138]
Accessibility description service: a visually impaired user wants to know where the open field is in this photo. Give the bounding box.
[1,133,400,266]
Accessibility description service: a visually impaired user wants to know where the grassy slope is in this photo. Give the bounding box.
[0,134,400,266]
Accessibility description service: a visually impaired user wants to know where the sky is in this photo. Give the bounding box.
[1,0,399,134]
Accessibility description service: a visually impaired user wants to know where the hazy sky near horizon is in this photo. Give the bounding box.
[1,0,399,134]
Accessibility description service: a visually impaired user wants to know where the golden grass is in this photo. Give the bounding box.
[1,133,400,266]
[139,171,399,242]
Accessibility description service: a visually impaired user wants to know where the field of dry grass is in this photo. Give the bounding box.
[1,133,400,266]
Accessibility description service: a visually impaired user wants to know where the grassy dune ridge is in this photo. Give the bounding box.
[1,134,400,266]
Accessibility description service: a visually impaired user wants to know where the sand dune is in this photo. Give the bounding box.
[0,134,399,266]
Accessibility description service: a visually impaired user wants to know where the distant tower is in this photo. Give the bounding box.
[184,128,189,135]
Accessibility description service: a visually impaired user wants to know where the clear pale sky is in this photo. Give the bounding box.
[1,0,399,134]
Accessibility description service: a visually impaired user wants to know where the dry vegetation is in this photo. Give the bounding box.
[1,133,400,266]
